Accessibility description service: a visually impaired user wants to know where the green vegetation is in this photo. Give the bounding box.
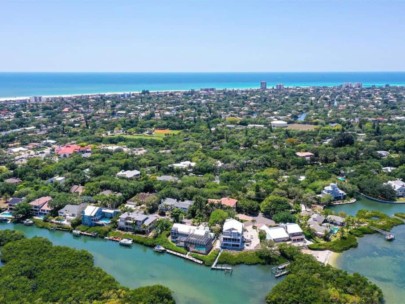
[308,234,358,252]
[266,245,383,304]
[0,231,175,304]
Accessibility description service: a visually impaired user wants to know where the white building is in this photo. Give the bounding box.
[386,180,405,197]
[170,161,196,170]
[260,226,289,242]
[116,170,141,179]
[271,120,288,128]
[284,223,305,242]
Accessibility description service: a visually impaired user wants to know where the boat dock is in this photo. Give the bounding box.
[166,249,203,265]
[272,263,290,278]
[73,230,98,237]
[369,226,395,241]
[211,249,233,273]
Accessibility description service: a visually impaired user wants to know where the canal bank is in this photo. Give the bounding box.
[0,223,278,304]
[329,197,405,304]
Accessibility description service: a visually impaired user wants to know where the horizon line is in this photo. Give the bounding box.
[1,71,405,74]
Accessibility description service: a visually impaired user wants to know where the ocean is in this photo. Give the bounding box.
[0,72,405,98]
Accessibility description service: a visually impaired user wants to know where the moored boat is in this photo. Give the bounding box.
[119,238,133,246]
[23,219,34,226]
[72,230,81,236]
[154,245,166,253]
[386,234,395,241]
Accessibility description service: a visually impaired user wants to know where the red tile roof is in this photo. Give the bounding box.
[208,197,238,208]
[55,144,91,156]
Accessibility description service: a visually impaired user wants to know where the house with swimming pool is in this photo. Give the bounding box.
[171,223,214,254]
[82,205,120,226]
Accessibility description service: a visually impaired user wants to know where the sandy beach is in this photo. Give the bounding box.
[301,249,340,266]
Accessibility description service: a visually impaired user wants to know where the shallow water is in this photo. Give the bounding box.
[0,223,278,304]
[331,198,405,304]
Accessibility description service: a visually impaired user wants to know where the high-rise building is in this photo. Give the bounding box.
[260,81,267,90]
[275,84,284,90]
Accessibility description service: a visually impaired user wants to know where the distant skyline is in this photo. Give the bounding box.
[1,0,404,72]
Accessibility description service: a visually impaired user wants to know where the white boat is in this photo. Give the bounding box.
[23,219,34,226]
[154,245,166,253]
[119,238,133,246]
[72,230,81,236]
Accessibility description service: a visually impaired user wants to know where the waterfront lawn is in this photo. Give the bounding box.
[308,234,358,252]
[190,249,220,266]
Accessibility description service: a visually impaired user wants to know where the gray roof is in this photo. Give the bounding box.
[59,203,88,215]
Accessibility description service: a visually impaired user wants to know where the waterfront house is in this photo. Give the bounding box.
[326,215,345,226]
[284,223,305,242]
[159,198,194,212]
[321,183,346,200]
[29,196,53,216]
[221,218,244,250]
[385,180,405,197]
[259,225,290,242]
[116,170,140,179]
[58,203,88,221]
[208,197,238,209]
[82,205,102,226]
[171,223,214,254]
[118,212,158,233]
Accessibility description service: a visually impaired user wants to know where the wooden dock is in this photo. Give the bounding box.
[369,226,395,241]
[211,249,233,273]
[166,250,203,264]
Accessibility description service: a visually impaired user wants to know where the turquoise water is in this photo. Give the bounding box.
[329,197,405,216]
[0,223,278,304]
[330,198,405,304]
[0,211,13,218]
[1,72,405,98]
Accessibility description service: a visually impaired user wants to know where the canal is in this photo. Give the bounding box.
[330,198,405,304]
[0,223,278,304]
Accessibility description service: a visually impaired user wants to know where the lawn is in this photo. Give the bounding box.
[287,124,317,131]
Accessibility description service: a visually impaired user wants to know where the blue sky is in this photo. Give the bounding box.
[0,0,404,72]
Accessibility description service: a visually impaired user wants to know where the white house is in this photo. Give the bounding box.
[221,219,244,250]
[271,120,287,128]
[260,226,290,242]
[385,180,405,197]
[170,161,196,170]
[116,170,141,179]
[58,203,88,221]
[284,223,305,242]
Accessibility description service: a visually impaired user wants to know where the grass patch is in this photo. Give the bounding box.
[308,234,358,252]
[190,249,220,266]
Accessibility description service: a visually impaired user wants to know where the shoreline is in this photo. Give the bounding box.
[1,83,405,102]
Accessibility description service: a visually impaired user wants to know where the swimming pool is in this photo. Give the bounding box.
[330,227,339,234]
[98,218,111,224]
[0,211,14,218]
